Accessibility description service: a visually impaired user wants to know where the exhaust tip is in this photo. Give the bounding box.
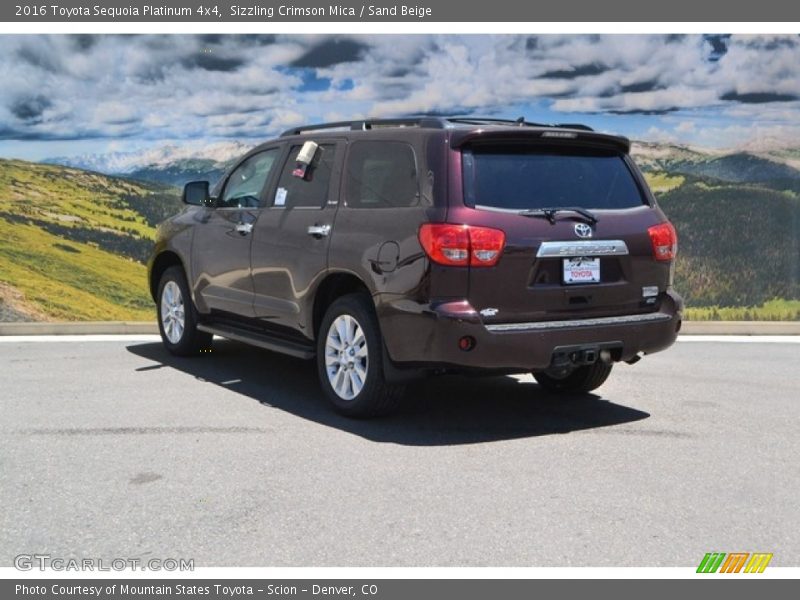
[625,353,643,365]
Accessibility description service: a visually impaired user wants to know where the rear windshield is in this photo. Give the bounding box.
[462,145,646,211]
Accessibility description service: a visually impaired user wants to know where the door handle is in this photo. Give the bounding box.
[307,224,331,238]
[235,222,253,235]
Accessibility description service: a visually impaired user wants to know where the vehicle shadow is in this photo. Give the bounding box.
[126,340,649,446]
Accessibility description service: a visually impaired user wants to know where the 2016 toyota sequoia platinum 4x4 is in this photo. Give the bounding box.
[148,117,683,417]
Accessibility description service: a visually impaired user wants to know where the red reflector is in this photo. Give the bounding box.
[648,222,678,261]
[418,224,505,267]
[458,336,476,351]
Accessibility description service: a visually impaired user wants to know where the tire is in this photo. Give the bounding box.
[316,293,404,417]
[156,266,213,356]
[533,361,613,394]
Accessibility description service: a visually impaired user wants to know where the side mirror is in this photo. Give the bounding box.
[182,180,211,206]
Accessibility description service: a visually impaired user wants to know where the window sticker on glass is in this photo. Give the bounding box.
[293,140,320,180]
[275,187,288,207]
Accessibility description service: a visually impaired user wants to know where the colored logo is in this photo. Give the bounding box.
[697,552,773,573]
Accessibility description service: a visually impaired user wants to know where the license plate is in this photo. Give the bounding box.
[563,257,600,284]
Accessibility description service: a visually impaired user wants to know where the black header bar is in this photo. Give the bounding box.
[3,1,800,22]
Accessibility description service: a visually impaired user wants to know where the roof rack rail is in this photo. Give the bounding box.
[280,117,447,137]
[280,116,594,137]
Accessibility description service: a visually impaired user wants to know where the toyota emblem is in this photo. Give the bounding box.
[574,223,593,238]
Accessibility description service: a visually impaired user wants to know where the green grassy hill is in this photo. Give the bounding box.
[657,180,800,305]
[0,159,181,321]
[642,171,800,320]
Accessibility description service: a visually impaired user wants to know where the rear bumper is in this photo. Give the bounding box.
[378,290,683,371]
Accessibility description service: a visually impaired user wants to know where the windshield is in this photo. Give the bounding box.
[462,145,646,211]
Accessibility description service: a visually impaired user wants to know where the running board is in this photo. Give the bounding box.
[197,323,315,359]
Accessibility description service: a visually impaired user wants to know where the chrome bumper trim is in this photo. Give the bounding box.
[485,312,671,332]
[536,239,629,258]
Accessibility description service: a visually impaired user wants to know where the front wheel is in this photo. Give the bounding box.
[533,361,613,394]
[157,266,212,356]
[316,294,404,418]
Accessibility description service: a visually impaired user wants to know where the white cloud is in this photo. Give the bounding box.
[0,34,798,153]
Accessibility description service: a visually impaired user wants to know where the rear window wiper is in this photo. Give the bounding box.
[517,207,598,225]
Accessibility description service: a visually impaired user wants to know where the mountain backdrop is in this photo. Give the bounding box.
[45,141,250,188]
[2,140,800,321]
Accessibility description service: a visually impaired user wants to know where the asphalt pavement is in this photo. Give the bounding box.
[1,336,798,567]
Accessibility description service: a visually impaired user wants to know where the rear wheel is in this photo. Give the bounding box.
[316,294,404,417]
[533,361,613,394]
[157,266,212,356]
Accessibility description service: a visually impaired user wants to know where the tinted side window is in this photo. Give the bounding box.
[345,141,418,208]
[273,143,335,209]
[220,149,279,208]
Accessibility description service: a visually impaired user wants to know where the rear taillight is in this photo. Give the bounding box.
[418,224,469,266]
[468,225,506,266]
[418,224,506,267]
[648,221,678,261]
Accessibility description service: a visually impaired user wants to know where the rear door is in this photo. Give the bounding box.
[250,140,344,334]
[455,141,671,324]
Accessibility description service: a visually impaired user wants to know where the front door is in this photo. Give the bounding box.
[191,147,281,317]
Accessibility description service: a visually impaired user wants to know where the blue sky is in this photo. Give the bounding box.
[1,34,799,161]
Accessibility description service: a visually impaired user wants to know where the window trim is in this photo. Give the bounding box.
[268,142,338,210]
[217,145,283,210]
[343,140,421,209]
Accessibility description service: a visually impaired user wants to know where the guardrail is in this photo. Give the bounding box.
[0,321,158,335]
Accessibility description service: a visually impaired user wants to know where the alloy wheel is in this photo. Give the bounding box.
[324,314,368,400]
[160,280,185,344]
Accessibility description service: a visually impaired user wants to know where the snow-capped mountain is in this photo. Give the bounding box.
[46,141,254,187]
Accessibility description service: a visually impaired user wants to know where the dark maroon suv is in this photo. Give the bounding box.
[148,117,682,417]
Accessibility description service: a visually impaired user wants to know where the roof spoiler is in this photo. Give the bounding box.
[449,128,631,153]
